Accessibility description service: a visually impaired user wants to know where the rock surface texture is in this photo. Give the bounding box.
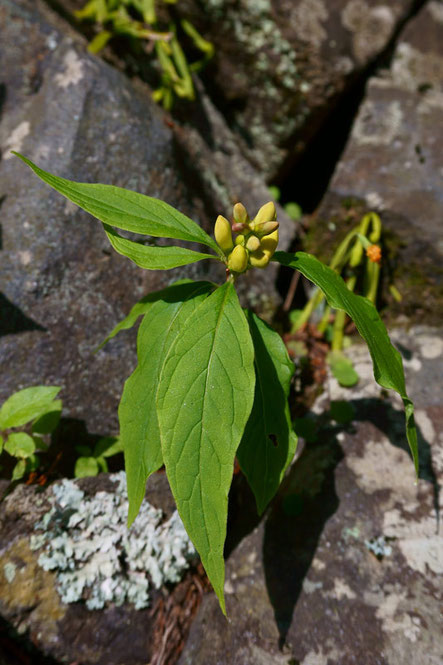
[0,0,291,436]
[179,326,443,665]
[0,472,203,665]
[175,0,419,179]
[314,2,443,322]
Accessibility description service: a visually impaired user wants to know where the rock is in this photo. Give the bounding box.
[0,471,204,665]
[0,0,293,436]
[313,2,443,323]
[179,326,443,665]
[173,0,418,180]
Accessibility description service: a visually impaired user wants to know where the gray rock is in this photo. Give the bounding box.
[0,0,292,436]
[0,471,202,665]
[179,326,443,665]
[174,0,418,179]
[313,2,443,322]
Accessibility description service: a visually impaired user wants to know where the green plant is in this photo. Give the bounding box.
[76,0,214,109]
[291,212,402,387]
[14,153,418,615]
[0,386,62,480]
[269,185,302,221]
[0,384,122,482]
[75,436,123,477]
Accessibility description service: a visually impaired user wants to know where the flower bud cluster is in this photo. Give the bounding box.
[214,201,279,274]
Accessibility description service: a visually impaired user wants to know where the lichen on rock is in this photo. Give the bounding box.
[30,472,196,610]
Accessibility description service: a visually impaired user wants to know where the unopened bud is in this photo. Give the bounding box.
[214,215,233,252]
[253,201,276,226]
[260,229,279,256]
[235,234,246,246]
[228,245,249,273]
[246,235,261,252]
[249,229,279,269]
[254,220,279,236]
[232,222,247,233]
[233,202,248,225]
[249,250,271,269]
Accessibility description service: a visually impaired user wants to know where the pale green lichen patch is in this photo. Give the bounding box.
[201,0,303,173]
[30,473,196,610]
[3,562,16,583]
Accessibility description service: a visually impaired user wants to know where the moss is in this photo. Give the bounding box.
[0,538,66,639]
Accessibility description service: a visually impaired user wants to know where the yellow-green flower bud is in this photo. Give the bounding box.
[228,245,248,273]
[260,229,279,256]
[253,201,276,226]
[254,220,279,236]
[214,215,233,252]
[233,202,248,225]
[249,229,279,269]
[249,250,270,269]
[235,234,246,246]
[246,235,261,252]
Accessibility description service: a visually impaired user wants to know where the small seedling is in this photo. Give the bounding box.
[74,436,123,477]
[0,386,62,480]
[15,153,418,614]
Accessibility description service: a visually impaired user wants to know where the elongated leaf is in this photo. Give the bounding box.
[120,281,215,526]
[14,153,221,253]
[0,386,61,429]
[156,282,255,614]
[237,312,297,515]
[103,224,216,269]
[273,251,418,473]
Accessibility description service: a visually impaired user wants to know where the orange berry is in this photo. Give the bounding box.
[366,244,382,264]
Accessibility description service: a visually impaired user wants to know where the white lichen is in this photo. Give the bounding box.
[364,535,393,558]
[2,121,31,159]
[30,473,195,610]
[3,562,17,583]
[54,50,85,89]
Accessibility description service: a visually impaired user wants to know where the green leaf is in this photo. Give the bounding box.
[88,30,112,54]
[327,350,359,387]
[103,224,216,269]
[93,436,123,458]
[33,436,49,451]
[0,386,61,430]
[96,279,196,350]
[330,400,355,425]
[75,456,99,478]
[273,251,418,474]
[4,432,36,458]
[284,202,302,221]
[121,280,215,527]
[156,282,256,614]
[75,445,92,456]
[14,153,220,253]
[96,456,109,473]
[12,459,27,481]
[237,312,297,514]
[32,400,62,434]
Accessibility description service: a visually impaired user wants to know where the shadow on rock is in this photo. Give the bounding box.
[262,393,437,648]
[263,426,343,648]
[0,294,46,337]
[348,397,439,531]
